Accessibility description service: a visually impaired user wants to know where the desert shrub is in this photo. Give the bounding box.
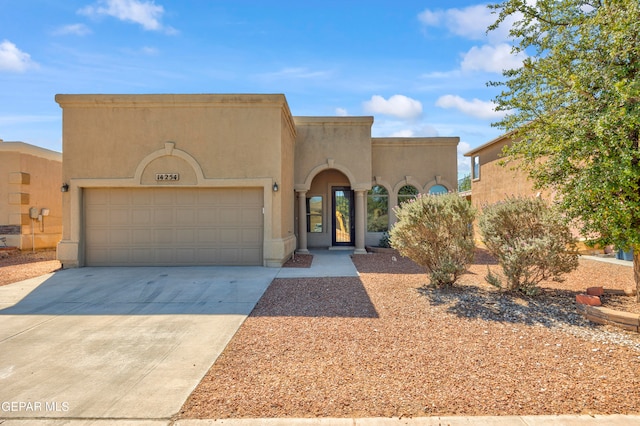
[378,231,391,248]
[478,196,578,295]
[389,193,476,287]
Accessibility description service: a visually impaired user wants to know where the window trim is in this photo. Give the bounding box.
[306,195,323,233]
[472,155,480,181]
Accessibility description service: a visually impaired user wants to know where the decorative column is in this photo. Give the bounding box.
[296,190,309,254]
[354,189,367,254]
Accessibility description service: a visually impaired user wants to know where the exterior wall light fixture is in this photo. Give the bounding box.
[61,183,69,192]
[273,182,279,192]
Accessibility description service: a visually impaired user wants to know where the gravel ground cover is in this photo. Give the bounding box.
[0,249,60,286]
[180,250,640,419]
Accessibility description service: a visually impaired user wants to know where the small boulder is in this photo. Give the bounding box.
[576,294,602,306]
[586,286,604,296]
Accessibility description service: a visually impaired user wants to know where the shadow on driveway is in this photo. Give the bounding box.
[0,266,277,316]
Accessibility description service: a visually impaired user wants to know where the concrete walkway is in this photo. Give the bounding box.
[276,249,360,278]
[581,254,633,267]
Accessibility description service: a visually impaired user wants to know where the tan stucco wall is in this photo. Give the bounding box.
[369,137,459,242]
[0,141,62,250]
[371,137,459,195]
[56,94,296,267]
[465,135,560,246]
[466,136,540,211]
[293,117,373,191]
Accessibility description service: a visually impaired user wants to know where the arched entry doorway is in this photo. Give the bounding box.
[297,168,366,252]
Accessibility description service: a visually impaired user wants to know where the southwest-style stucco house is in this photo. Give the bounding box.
[463,131,542,210]
[0,140,62,250]
[464,131,604,254]
[56,94,458,268]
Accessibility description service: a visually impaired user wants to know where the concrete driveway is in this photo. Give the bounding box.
[0,266,278,421]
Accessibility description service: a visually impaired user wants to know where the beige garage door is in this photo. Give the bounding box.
[84,187,263,266]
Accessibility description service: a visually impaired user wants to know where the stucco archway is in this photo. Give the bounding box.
[295,160,367,254]
[133,142,205,184]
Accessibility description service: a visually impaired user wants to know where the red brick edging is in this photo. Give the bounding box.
[576,287,639,333]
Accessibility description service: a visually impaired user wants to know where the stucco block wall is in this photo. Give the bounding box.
[272,109,297,260]
[57,95,287,182]
[293,117,373,190]
[0,141,62,250]
[465,134,557,245]
[371,137,459,194]
[467,137,541,212]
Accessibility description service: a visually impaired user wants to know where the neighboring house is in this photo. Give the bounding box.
[463,131,542,210]
[0,140,62,250]
[56,94,458,268]
[464,131,601,254]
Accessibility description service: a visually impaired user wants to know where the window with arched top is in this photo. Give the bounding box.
[398,185,419,205]
[428,184,448,195]
[367,185,389,232]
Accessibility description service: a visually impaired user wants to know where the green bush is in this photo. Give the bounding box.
[478,196,578,295]
[378,231,391,248]
[389,193,476,287]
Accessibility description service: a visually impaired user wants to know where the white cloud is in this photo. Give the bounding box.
[435,95,507,120]
[457,141,472,175]
[335,107,348,116]
[259,67,333,80]
[363,95,423,120]
[79,0,176,33]
[390,129,415,137]
[0,40,37,72]
[52,23,92,36]
[141,46,159,55]
[461,43,527,73]
[418,4,514,44]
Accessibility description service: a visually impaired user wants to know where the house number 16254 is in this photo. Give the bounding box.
[155,173,180,181]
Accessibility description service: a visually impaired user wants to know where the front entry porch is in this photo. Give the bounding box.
[295,168,367,255]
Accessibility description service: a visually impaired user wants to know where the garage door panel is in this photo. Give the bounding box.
[86,229,109,245]
[197,210,217,225]
[176,189,197,204]
[110,209,130,225]
[110,229,131,245]
[153,191,174,205]
[132,229,152,244]
[153,209,174,225]
[197,229,218,244]
[176,208,197,224]
[154,229,174,244]
[242,209,262,225]
[132,209,151,224]
[85,188,263,266]
[176,229,196,243]
[110,190,132,205]
[132,248,154,263]
[85,208,108,226]
[132,190,153,205]
[242,228,262,243]
[220,228,238,243]
[219,208,240,225]
[241,188,263,204]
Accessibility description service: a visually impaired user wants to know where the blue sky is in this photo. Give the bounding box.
[0,0,525,178]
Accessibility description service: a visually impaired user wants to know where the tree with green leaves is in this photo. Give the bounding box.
[488,0,640,301]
